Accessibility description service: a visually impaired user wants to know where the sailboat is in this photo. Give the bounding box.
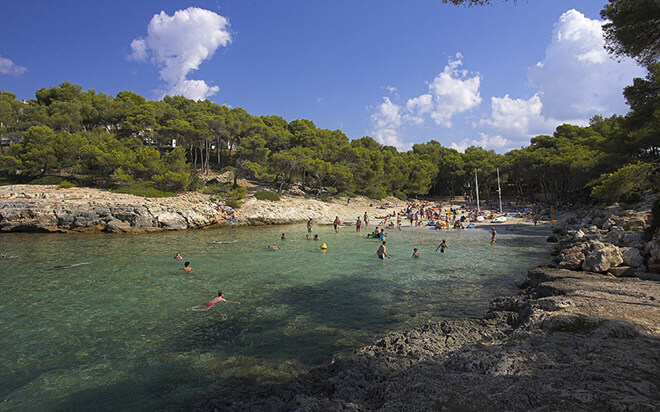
[492,168,507,223]
[475,169,485,221]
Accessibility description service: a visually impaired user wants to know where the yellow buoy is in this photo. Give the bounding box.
[320,243,328,249]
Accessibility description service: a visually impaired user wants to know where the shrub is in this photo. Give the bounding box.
[254,190,280,201]
[645,197,660,240]
[111,181,175,198]
[591,162,656,204]
[393,190,408,201]
[30,175,67,185]
[152,170,192,192]
[225,185,246,209]
[57,180,76,189]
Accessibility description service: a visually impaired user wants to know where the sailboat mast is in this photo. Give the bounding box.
[474,169,480,213]
[497,168,503,214]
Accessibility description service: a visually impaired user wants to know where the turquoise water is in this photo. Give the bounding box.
[0,224,550,411]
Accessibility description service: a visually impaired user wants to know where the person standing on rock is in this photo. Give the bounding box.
[490,227,497,246]
[333,216,341,233]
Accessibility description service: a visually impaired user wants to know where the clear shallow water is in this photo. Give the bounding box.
[0,224,550,411]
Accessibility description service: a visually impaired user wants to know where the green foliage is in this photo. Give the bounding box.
[601,0,660,66]
[591,162,656,204]
[2,78,657,207]
[254,190,281,201]
[57,180,76,189]
[30,175,67,185]
[645,197,660,240]
[225,185,247,209]
[110,181,175,198]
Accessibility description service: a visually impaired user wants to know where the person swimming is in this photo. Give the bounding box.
[313,234,320,241]
[191,290,240,311]
[174,252,183,260]
[281,233,287,240]
[268,245,280,250]
[183,261,192,272]
[412,248,420,259]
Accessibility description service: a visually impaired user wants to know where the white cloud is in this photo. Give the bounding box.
[484,94,558,138]
[483,9,645,141]
[0,56,27,75]
[528,9,645,121]
[423,53,482,127]
[371,97,404,149]
[451,132,510,153]
[129,7,232,101]
[371,53,482,149]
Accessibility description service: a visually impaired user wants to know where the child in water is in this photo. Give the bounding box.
[174,252,183,260]
[183,261,192,272]
[191,290,240,311]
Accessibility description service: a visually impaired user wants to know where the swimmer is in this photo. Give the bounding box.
[313,234,320,241]
[268,245,280,250]
[377,241,391,260]
[183,261,193,272]
[412,248,420,259]
[490,227,497,246]
[191,290,240,311]
[174,252,183,260]
[281,233,287,240]
[436,239,448,253]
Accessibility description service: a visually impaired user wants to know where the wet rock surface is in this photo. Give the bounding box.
[204,268,660,412]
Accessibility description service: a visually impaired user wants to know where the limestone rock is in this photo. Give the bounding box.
[104,219,131,233]
[156,212,187,228]
[621,247,644,268]
[604,225,625,245]
[608,266,635,277]
[583,245,623,272]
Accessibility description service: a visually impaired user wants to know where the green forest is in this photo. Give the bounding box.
[0,0,658,205]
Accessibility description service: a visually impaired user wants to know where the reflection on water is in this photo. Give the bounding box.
[0,224,550,410]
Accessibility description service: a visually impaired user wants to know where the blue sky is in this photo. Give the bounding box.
[0,0,645,152]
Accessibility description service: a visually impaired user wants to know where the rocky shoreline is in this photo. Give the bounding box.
[203,203,660,411]
[0,185,405,232]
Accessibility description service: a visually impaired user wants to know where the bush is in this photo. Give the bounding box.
[225,185,246,209]
[591,162,656,204]
[57,180,76,189]
[152,170,192,192]
[111,181,175,198]
[393,190,408,201]
[645,197,660,241]
[254,190,280,201]
[30,175,67,185]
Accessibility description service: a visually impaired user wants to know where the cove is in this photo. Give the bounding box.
[0,223,551,410]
